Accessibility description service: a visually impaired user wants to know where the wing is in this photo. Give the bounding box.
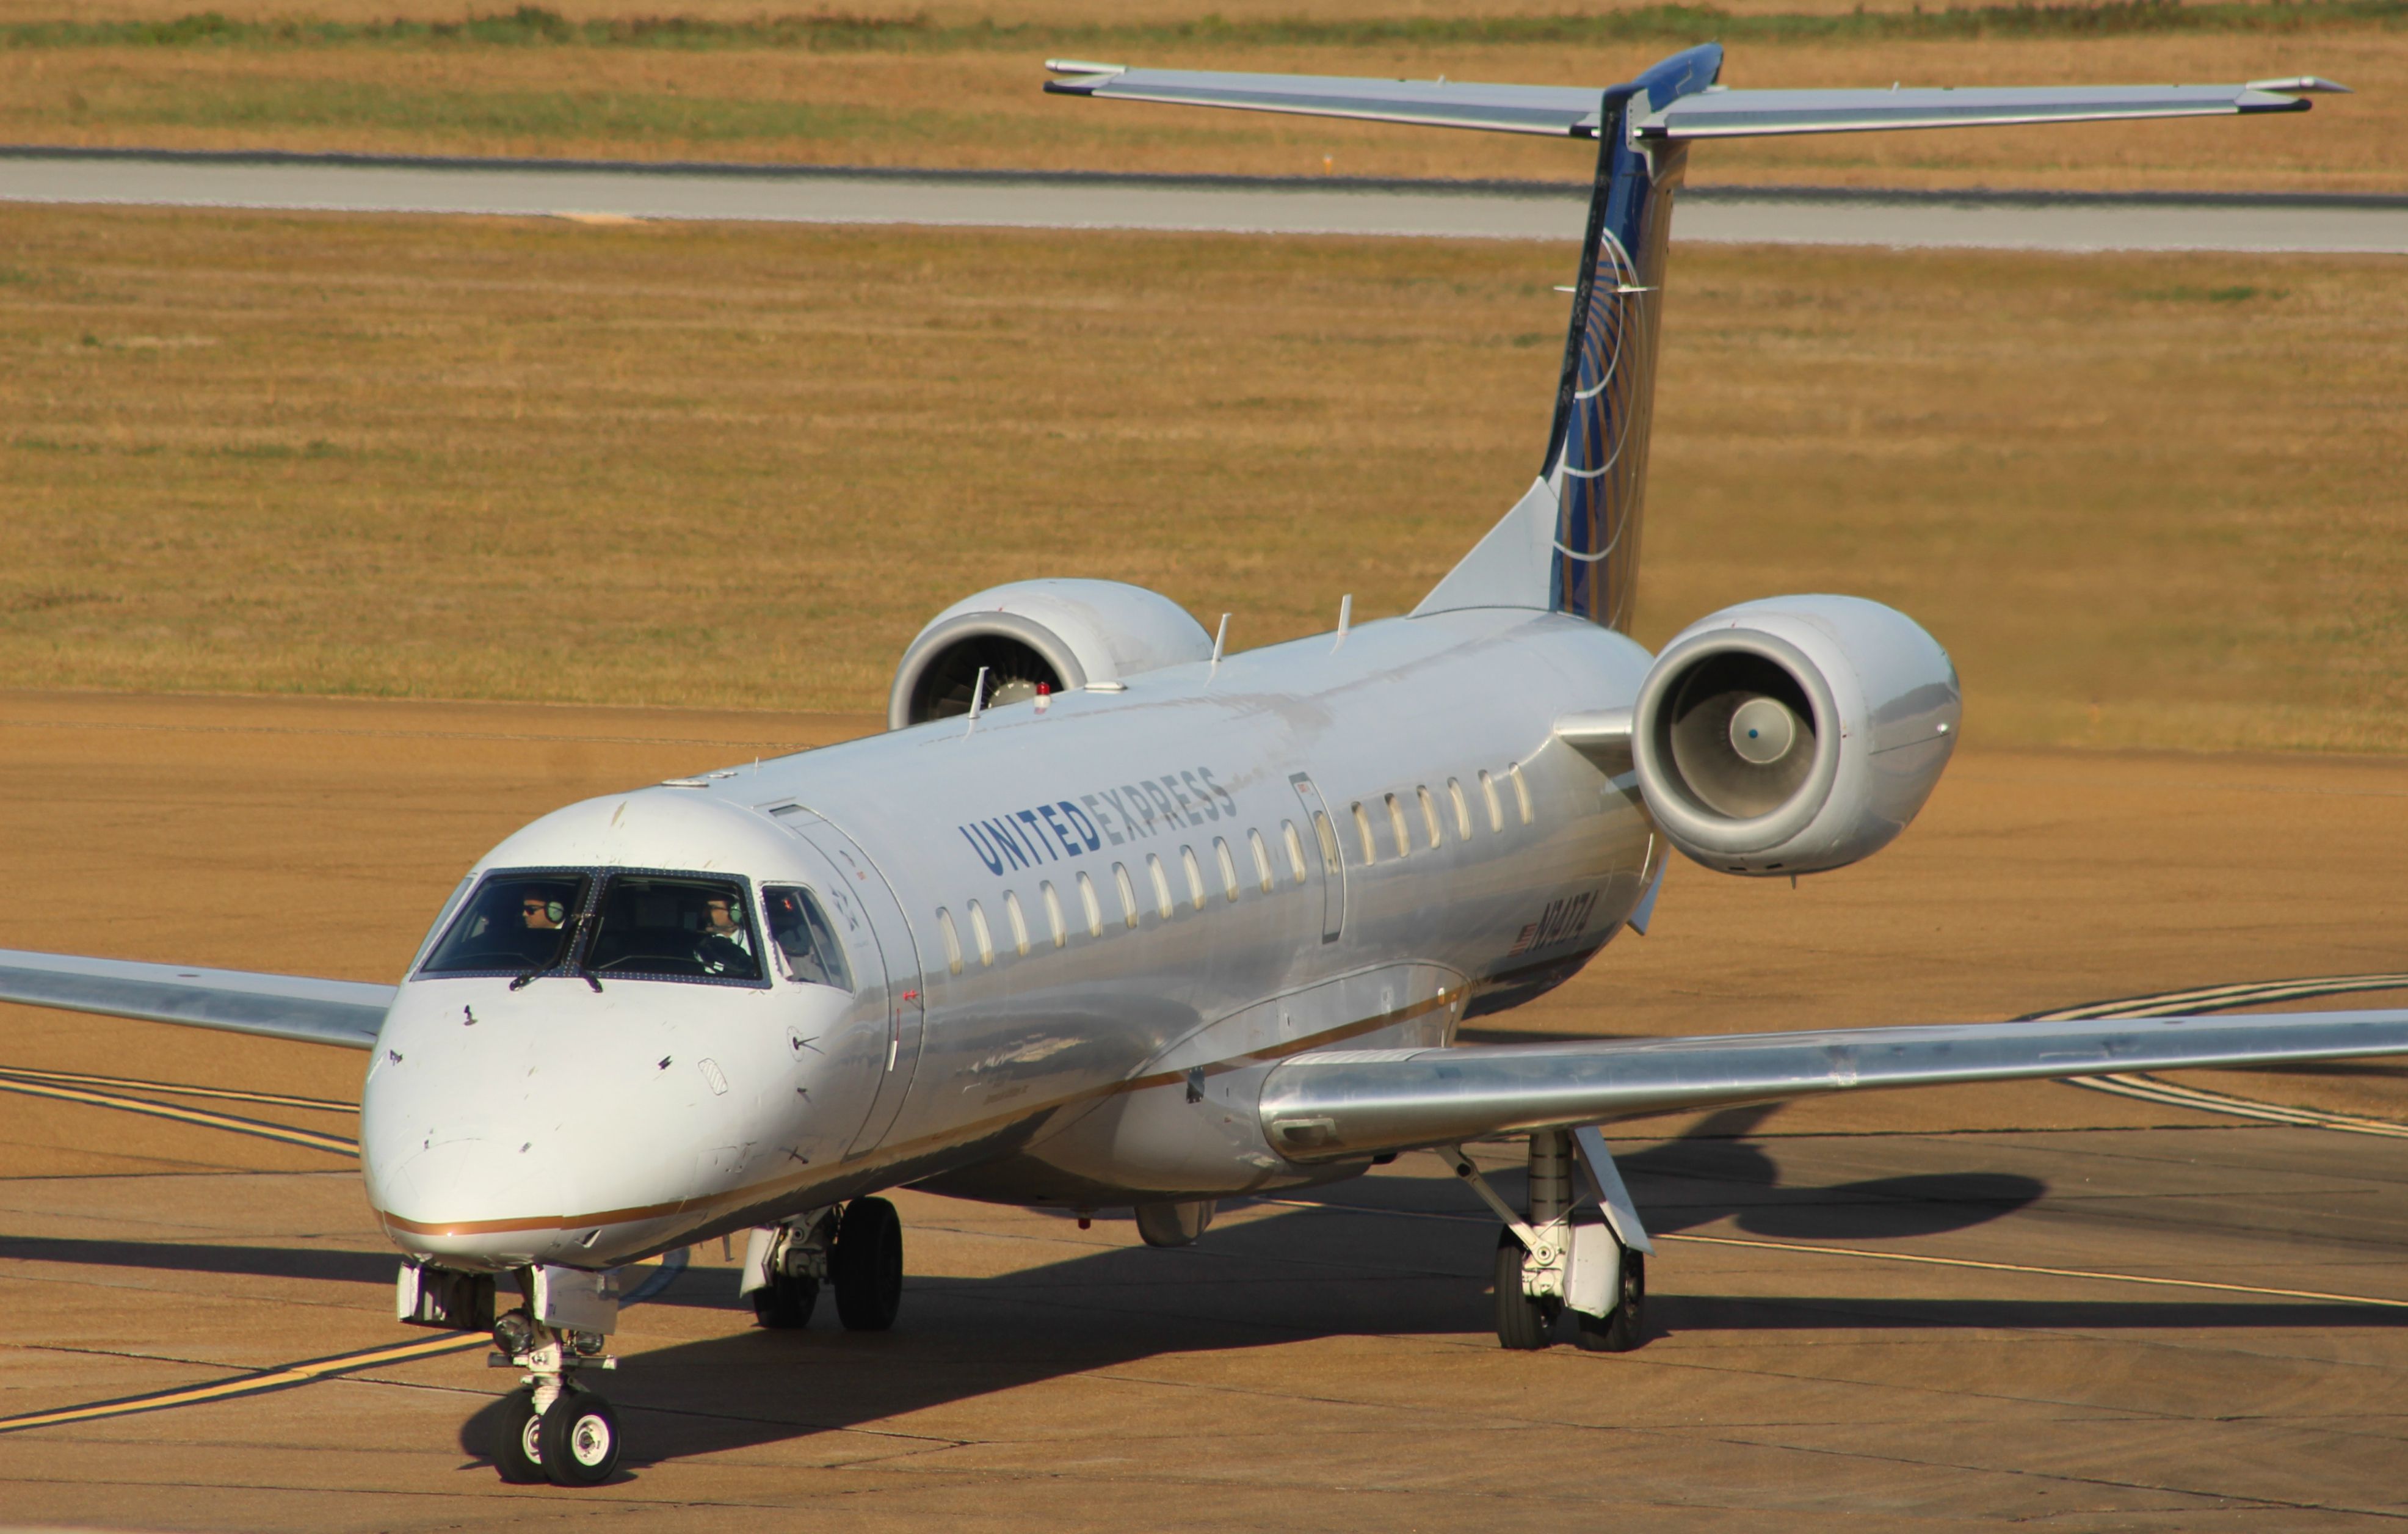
[1258,1008,2408,1160]
[1044,62,2345,141]
[0,948,391,1050]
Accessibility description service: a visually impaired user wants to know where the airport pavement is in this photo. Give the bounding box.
[7,148,2408,253]
[1,690,2404,1529]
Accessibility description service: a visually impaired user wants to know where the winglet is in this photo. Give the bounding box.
[2246,75,2352,94]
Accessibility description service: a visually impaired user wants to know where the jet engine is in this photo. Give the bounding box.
[888,578,1214,729]
[1630,595,1959,876]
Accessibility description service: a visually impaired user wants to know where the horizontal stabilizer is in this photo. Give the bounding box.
[1045,63,1607,137]
[1258,1007,2408,1161]
[1046,64,2341,142]
[1636,82,2327,140]
[0,948,391,1050]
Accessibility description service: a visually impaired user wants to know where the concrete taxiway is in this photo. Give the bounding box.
[7,148,2407,253]
[1,689,2404,1530]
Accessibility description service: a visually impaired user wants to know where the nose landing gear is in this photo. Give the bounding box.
[489,1315,624,1485]
[485,1267,624,1486]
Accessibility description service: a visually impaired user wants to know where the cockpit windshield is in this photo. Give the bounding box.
[418,869,771,986]
[584,874,763,983]
[418,872,590,976]
[762,885,852,991]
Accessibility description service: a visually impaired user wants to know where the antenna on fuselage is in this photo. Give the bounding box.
[965,665,990,736]
[1210,613,1229,675]
[1333,594,1351,652]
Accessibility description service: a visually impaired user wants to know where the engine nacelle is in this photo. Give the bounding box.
[1631,595,1960,877]
[889,578,1214,729]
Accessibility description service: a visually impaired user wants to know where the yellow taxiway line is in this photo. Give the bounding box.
[2026,972,2408,1138]
[1658,1231,2408,1310]
[0,1063,356,1113]
[0,1072,359,1157]
[0,1333,485,1435]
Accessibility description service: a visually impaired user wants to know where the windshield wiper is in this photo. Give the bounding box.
[509,915,603,992]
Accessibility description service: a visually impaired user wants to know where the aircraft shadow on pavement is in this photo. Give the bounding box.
[7,1110,2388,1477]
[457,1107,2393,1473]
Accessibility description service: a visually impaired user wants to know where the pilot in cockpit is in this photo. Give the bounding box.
[694,895,754,976]
[521,895,567,931]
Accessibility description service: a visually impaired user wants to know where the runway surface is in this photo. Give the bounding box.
[2,690,2405,1530]
[9,148,2408,253]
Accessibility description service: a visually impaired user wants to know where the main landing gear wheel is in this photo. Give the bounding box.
[1493,1228,1557,1350]
[832,1196,904,1331]
[1572,1249,1647,1353]
[537,1386,622,1486]
[752,1268,819,1329]
[491,1386,546,1483]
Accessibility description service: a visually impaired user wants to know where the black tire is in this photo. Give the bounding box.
[537,1387,621,1486]
[1492,1227,1556,1350]
[751,1270,819,1329]
[1572,1249,1647,1353]
[832,1196,904,1332]
[490,1386,546,1483]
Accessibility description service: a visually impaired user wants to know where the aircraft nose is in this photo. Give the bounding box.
[360,979,863,1268]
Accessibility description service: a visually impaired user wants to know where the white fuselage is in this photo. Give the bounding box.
[361,608,1661,1270]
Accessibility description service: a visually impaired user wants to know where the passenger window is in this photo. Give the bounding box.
[1448,778,1471,840]
[761,885,853,990]
[1112,862,1141,928]
[1214,838,1240,901]
[420,871,590,976]
[1180,846,1206,910]
[1417,786,1442,849]
[1351,803,1377,865]
[1247,829,1274,894]
[1385,793,1410,859]
[585,874,761,983]
[1147,854,1175,918]
[1479,769,1504,832]
[936,907,963,975]
[967,900,995,966]
[1040,881,1068,948]
[1076,871,1104,937]
[1003,890,1032,957]
[1281,820,1308,884]
[1510,762,1534,824]
[1313,810,1343,874]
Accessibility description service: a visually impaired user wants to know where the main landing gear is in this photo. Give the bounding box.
[1448,1129,1653,1353]
[740,1196,905,1332]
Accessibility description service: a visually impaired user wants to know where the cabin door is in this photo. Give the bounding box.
[1288,772,1346,944]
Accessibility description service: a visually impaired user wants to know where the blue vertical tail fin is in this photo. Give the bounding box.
[1414,45,1722,631]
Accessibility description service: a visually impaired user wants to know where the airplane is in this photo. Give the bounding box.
[1,42,2395,1489]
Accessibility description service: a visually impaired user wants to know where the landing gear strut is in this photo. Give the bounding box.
[1448,1129,1652,1352]
[742,1209,836,1329]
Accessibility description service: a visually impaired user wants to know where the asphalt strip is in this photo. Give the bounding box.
[1,972,2401,1438]
[5,148,2406,253]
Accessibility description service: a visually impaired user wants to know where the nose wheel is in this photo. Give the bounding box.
[537,1387,622,1485]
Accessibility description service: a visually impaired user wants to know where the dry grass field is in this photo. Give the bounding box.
[5,206,2404,751]
[0,3,2401,189]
